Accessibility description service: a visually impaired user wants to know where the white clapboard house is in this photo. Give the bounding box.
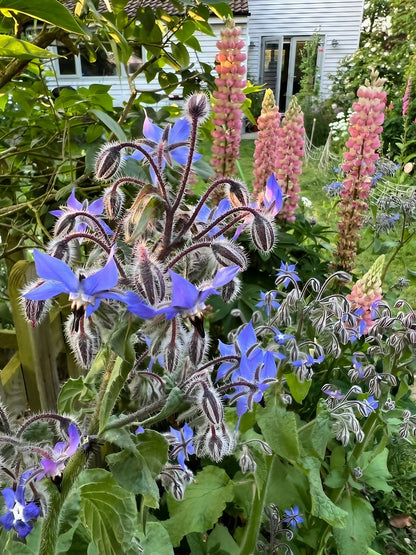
[47,0,364,108]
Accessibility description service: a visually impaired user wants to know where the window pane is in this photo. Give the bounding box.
[57,45,76,75]
[80,45,117,76]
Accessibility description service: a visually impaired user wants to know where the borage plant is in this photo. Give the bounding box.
[1,93,415,555]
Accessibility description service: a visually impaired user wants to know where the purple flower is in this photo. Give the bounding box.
[51,188,113,236]
[166,423,195,470]
[362,395,378,416]
[260,173,283,217]
[127,115,202,182]
[322,387,344,399]
[272,327,294,345]
[283,506,304,529]
[0,471,40,538]
[276,262,301,288]
[224,351,277,419]
[23,248,125,319]
[38,423,80,479]
[216,320,260,381]
[256,291,280,315]
[163,266,239,321]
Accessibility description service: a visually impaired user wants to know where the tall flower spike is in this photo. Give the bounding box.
[346,254,385,333]
[334,71,386,271]
[403,76,412,117]
[275,96,305,222]
[253,89,281,198]
[211,17,247,178]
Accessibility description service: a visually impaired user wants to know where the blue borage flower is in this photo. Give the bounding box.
[166,423,195,470]
[256,291,280,315]
[216,320,260,381]
[276,262,302,288]
[23,248,126,320]
[272,327,294,345]
[362,395,379,416]
[283,506,305,530]
[51,188,113,237]
[126,266,239,335]
[126,114,202,183]
[224,351,277,421]
[37,423,80,480]
[0,471,40,538]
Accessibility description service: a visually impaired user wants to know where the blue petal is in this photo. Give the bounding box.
[236,396,249,418]
[125,291,158,319]
[82,249,118,296]
[260,351,277,381]
[66,423,80,456]
[265,174,283,213]
[50,209,63,218]
[182,423,194,442]
[237,321,257,353]
[23,502,40,522]
[33,250,78,292]
[88,197,104,215]
[169,270,199,310]
[67,188,82,211]
[216,198,231,218]
[97,218,114,236]
[177,451,186,470]
[238,355,255,381]
[1,488,16,510]
[14,520,33,538]
[24,280,69,301]
[143,115,163,143]
[171,147,202,166]
[0,512,14,531]
[211,266,239,288]
[169,118,190,144]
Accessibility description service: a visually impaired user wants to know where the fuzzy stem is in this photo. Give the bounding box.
[172,115,199,213]
[239,455,274,554]
[165,241,212,270]
[193,206,258,241]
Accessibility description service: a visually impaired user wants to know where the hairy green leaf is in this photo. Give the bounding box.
[333,494,376,555]
[78,469,136,555]
[163,466,234,547]
[257,400,300,462]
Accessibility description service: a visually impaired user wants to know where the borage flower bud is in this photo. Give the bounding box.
[228,180,250,207]
[95,143,122,181]
[212,240,248,270]
[239,445,257,474]
[20,281,51,327]
[103,186,125,220]
[189,327,208,367]
[195,423,234,462]
[221,276,241,302]
[66,316,101,369]
[197,381,224,426]
[47,239,75,264]
[133,244,166,305]
[250,213,275,253]
[184,93,210,123]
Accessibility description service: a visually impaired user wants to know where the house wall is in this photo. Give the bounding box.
[46,17,248,108]
[246,0,364,98]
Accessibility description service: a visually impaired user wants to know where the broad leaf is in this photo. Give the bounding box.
[90,109,127,142]
[78,469,136,555]
[303,456,348,527]
[0,35,57,59]
[257,400,300,462]
[333,494,376,555]
[107,431,168,508]
[163,466,234,547]
[0,0,85,34]
[139,522,174,555]
[285,373,311,403]
[360,449,393,493]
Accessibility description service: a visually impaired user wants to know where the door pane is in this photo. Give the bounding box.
[292,40,306,96]
[262,41,279,96]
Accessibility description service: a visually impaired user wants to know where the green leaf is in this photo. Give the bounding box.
[163,466,234,547]
[174,20,196,42]
[0,0,85,34]
[285,373,311,403]
[171,42,190,67]
[359,449,392,493]
[207,524,239,555]
[57,377,87,413]
[78,469,136,555]
[257,400,300,462]
[86,124,104,143]
[303,456,348,527]
[106,430,168,508]
[310,414,333,460]
[139,522,174,555]
[90,109,127,142]
[333,494,376,555]
[99,356,132,432]
[0,35,57,59]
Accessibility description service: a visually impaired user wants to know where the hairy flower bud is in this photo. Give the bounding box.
[66,316,101,369]
[47,239,74,264]
[212,240,248,270]
[195,423,234,462]
[95,143,122,181]
[250,213,275,253]
[184,93,210,123]
[189,327,208,367]
[221,277,241,302]
[103,186,125,220]
[239,445,257,474]
[228,180,250,207]
[133,244,166,305]
[20,281,51,327]
[196,381,224,426]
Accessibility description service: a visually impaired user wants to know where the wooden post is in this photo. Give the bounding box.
[8,260,60,411]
